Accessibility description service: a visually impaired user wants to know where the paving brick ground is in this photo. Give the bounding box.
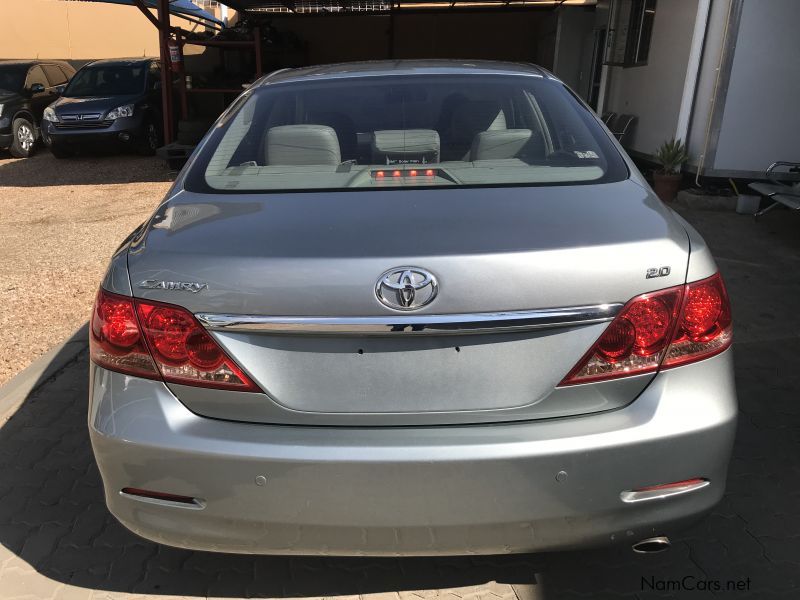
[1,205,799,599]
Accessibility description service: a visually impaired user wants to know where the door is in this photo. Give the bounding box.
[588,28,607,110]
[25,65,57,122]
[146,62,163,107]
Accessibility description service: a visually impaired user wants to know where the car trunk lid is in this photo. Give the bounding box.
[128,180,689,426]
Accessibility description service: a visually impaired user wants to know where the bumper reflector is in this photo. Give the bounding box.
[121,487,204,508]
[620,478,709,503]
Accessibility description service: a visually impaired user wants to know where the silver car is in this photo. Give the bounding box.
[88,60,736,556]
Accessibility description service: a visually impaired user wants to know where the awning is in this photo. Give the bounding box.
[220,0,593,11]
[82,0,224,27]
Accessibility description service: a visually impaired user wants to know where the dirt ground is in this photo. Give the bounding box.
[0,149,174,385]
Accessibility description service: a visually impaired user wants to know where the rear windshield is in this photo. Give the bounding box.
[0,66,26,93]
[64,65,146,97]
[188,74,627,193]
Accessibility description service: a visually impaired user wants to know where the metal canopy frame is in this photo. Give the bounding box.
[130,0,179,143]
[80,0,225,144]
[87,0,593,147]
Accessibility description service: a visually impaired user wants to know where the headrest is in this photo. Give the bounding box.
[265,125,341,166]
[371,129,440,165]
[307,111,357,159]
[450,101,507,141]
[470,129,533,161]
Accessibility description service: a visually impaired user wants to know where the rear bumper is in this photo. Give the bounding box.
[89,349,737,556]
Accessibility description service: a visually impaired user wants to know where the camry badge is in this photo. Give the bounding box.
[375,267,438,311]
[138,280,208,293]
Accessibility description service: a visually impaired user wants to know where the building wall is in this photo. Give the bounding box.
[269,15,389,65]
[393,11,550,63]
[710,0,800,173]
[271,11,553,67]
[604,0,699,156]
[0,0,223,63]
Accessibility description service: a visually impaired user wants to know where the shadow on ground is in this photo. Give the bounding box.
[1,207,799,598]
[0,147,174,187]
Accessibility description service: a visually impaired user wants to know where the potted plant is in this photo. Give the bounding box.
[653,138,689,202]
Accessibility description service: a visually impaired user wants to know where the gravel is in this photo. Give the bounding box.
[0,150,174,386]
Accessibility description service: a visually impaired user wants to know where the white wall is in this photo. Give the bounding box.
[604,0,699,155]
[711,0,800,172]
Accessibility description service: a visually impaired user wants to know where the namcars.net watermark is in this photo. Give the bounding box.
[642,575,751,593]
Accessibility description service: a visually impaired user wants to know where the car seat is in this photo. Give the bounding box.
[265,125,342,165]
[469,129,546,162]
[440,100,507,161]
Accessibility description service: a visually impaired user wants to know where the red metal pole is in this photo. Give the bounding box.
[157,0,174,144]
[176,31,189,120]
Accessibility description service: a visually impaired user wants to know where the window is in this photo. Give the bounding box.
[43,64,68,86]
[25,65,49,90]
[64,65,146,97]
[60,65,77,80]
[186,74,627,194]
[606,0,656,67]
[0,66,27,93]
[148,62,162,90]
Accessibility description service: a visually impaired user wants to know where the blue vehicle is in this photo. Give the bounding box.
[44,58,163,158]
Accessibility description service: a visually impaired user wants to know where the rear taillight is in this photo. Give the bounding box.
[90,289,260,392]
[90,290,159,379]
[560,273,732,385]
[662,274,732,369]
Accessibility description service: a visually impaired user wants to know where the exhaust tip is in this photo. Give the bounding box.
[632,536,671,554]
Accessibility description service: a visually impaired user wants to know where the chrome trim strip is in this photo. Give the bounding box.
[620,480,710,504]
[195,304,622,336]
[118,491,206,510]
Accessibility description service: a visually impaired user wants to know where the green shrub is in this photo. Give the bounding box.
[655,138,689,174]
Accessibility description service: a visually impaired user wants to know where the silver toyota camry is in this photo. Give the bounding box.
[88,60,736,556]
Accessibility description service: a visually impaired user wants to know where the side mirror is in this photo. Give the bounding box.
[29,83,46,94]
